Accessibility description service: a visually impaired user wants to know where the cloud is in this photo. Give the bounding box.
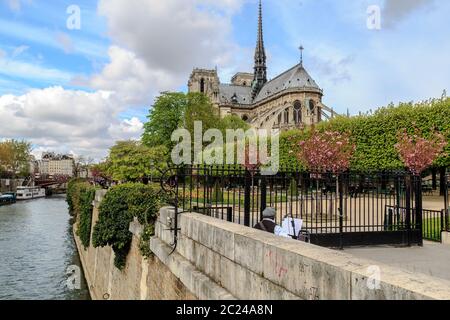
[382,0,435,28]
[0,1,253,159]
[0,87,143,159]
[0,58,72,84]
[86,46,179,106]
[55,32,74,54]
[97,0,248,81]
[11,45,29,58]
[6,0,32,12]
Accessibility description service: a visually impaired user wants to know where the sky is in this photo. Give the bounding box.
[0,0,449,160]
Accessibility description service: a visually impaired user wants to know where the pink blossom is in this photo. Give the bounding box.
[297,129,355,173]
[395,128,447,176]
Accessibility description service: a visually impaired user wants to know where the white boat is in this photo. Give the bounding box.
[16,187,46,200]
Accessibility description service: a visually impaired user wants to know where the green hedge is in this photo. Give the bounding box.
[280,97,450,171]
[66,179,96,249]
[92,183,161,270]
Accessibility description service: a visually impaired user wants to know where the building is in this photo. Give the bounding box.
[36,152,74,177]
[188,0,337,131]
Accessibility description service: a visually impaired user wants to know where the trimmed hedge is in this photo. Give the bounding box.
[66,179,96,249]
[92,183,161,270]
[280,97,450,171]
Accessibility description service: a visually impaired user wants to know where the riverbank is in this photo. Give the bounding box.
[0,196,90,300]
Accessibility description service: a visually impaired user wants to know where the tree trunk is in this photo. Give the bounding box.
[440,167,446,196]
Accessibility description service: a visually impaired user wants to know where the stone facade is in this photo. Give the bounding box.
[188,1,337,130]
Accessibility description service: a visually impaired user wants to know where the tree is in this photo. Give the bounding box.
[142,92,250,165]
[219,115,250,133]
[73,155,94,178]
[279,97,450,170]
[395,128,447,176]
[183,92,222,140]
[297,129,355,173]
[106,141,168,183]
[142,92,187,151]
[0,140,32,178]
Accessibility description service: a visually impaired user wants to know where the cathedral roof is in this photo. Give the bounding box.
[219,84,252,105]
[254,63,321,103]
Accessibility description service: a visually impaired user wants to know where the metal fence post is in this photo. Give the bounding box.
[244,169,251,227]
[445,176,449,231]
[415,175,423,246]
[338,173,344,250]
[260,176,267,221]
[405,174,412,246]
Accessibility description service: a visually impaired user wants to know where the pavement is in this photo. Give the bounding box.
[344,241,450,281]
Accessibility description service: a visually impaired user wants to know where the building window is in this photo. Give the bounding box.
[200,78,205,93]
[309,100,315,115]
[284,108,289,124]
[278,113,282,125]
[242,115,249,122]
[294,101,302,124]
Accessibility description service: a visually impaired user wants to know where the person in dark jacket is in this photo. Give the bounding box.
[254,207,290,238]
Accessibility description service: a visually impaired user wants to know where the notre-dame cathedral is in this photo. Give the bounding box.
[188,1,337,131]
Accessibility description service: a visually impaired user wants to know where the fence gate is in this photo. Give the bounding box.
[173,166,425,249]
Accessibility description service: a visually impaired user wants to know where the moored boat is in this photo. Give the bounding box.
[16,187,46,201]
[0,193,16,206]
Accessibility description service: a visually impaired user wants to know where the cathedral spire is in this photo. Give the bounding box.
[252,0,267,100]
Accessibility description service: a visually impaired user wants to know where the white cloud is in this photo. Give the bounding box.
[7,0,21,12]
[382,0,435,28]
[0,58,72,84]
[55,32,74,54]
[0,0,254,159]
[0,87,143,159]
[6,0,32,12]
[11,45,29,58]
[86,46,179,106]
[97,0,248,82]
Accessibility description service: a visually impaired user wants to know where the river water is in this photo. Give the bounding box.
[0,196,90,300]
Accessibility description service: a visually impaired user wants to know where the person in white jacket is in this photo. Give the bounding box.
[254,207,291,238]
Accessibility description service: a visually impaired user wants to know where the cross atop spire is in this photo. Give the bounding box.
[252,0,267,100]
[299,45,304,66]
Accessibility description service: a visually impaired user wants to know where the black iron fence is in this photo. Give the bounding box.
[421,208,445,242]
[169,166,424,248]
[445,175,450,232]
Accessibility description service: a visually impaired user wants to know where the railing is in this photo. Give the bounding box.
[445,175,449,232]
[422,209,444,242]
[170,166,423,248]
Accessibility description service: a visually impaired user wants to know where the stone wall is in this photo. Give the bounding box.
[75,190,450,300]
[73,191,196,300]
[154,207,450,300]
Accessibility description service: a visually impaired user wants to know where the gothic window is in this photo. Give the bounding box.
[200,78,205,93]
[294,101,302,124]
[278,113,282,125]
[309,100,315,115]
[317,106,322,122]
[284,108,289,124]
[242,115,249,122]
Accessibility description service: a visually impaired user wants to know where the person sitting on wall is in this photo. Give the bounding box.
[254,207,290,238]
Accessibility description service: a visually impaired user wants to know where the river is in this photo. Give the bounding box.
[0,196,90,300]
